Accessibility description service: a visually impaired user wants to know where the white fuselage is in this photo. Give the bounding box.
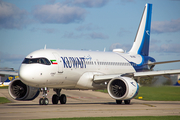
[19,49,143,89]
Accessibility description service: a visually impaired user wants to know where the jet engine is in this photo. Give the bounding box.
[8,78,40,100]
[107,77,139,100]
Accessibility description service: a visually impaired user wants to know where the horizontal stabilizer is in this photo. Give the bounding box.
[146,60,180,65]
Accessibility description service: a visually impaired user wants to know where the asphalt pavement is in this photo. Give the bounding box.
[0,89,180,120]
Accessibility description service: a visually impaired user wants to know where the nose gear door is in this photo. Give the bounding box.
[52,52,63,73]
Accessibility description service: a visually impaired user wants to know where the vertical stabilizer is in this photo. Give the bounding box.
[129,3,152,56]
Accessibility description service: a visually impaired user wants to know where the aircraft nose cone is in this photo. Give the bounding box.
[19,64,34,85]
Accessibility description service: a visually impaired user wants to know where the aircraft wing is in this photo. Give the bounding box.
[93,74,121,83]
[93,69,180,83]
[133,69,180,77]
[0,71,18,76]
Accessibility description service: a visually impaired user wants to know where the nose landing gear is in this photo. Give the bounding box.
[39,87,49,105]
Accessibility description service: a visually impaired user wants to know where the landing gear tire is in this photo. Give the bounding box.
[60,94,66,104]
[124,100,131,104]
[52,89,67,105]
[39,98,44,105]
[116,100,122,104]
[52,94,59,104]
[39,98,49,105]
[43,98,49,105]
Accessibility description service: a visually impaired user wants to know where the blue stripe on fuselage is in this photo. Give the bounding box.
[130,55,155,72]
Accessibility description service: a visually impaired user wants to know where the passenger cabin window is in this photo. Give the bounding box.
[22,58,51,65]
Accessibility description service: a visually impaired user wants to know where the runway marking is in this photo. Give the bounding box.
[38,96,100,99]
[142,103,156,107]
[67,96,101,99]
[1,107,180,115]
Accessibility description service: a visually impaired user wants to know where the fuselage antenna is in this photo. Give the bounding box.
[44,45,46,49]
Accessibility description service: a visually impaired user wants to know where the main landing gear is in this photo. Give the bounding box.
[52,88,67,104]
[39,87,49,105]
[116,100,131,104]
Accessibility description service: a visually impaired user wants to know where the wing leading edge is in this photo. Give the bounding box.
[134,69,180,77]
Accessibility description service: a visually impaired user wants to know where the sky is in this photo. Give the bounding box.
[0,0,180,71]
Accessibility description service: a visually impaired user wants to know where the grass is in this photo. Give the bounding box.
[135,86,180,101]
[0,86,8,89]
[0,86,11,104]
[33,116,180,120]
[97,86,180,101]
[0,97,11,104]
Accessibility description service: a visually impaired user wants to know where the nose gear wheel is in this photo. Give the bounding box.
[39,87,49,105]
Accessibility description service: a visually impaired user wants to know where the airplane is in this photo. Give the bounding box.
[174,74,180,86]
[1,3,180,105]
[0,68,18,87]
[0,75,19,87]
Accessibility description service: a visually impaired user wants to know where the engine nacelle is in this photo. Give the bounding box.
[8,78,40,100]
[107,77,139,100]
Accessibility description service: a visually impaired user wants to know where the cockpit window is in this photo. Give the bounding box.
[22,58,51,65]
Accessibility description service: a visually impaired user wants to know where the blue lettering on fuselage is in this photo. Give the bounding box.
[61,57,86,68]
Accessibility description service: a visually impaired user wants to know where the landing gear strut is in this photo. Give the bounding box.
[39,87,49,105]
[52,89,67,104]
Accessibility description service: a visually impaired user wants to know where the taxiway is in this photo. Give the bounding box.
[0,89,180,120]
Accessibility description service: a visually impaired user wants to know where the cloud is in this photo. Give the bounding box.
[30,27,57,33]
[150,43,180,53]
[62,32,108,39]
[88,32,108,39]
[76,23,101,31]
[0,0,29,29]
[149,39,180,53]
[151,18,180,33]
[71,0,110,8]
[62,32,83,39]
[121,0,134,2]
[0,0,110,29]
[0,51,24,63]
[110,42,180,53]
[42,28,57,33]
[117,28,131,36]
[47,0,56,4]
[109,43,131,51]
[33,3,87,24]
